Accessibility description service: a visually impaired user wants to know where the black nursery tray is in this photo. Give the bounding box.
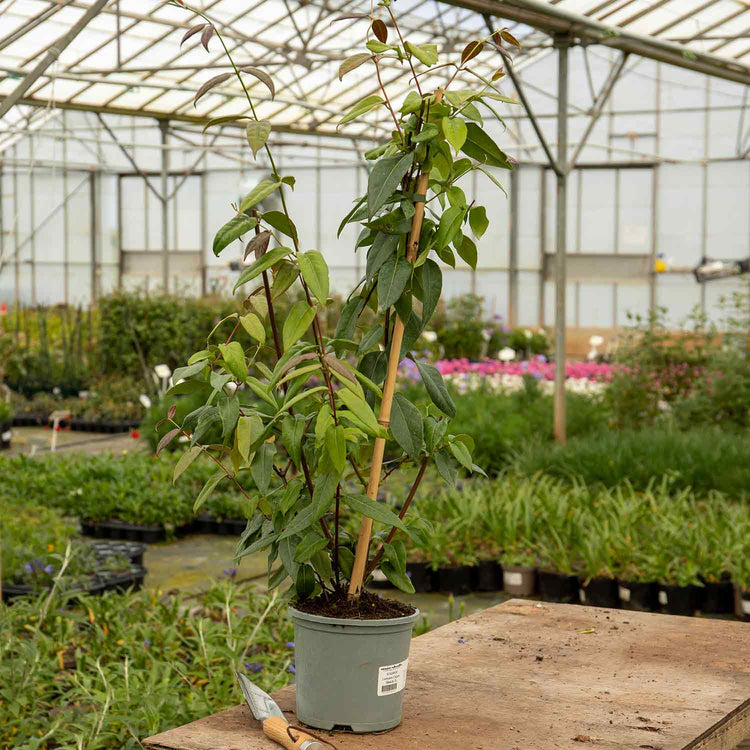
[11,415,139,433]
[90,539,146,567]
[81,519,193,543]
[192,515,246,536]
[2,565,147,602]
[11,414,46,427]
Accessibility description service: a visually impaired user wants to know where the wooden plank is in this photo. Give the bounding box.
[143,600,750,750]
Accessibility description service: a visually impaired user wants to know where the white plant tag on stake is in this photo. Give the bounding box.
[377,659,408,697]
[658,590,668,606]
[504,571,522,587]
[619,586,631,603]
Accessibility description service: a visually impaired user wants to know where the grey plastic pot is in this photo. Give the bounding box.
[289,606,420,733]
[502,564,537,596]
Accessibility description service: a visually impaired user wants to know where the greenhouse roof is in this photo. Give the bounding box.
[0,0,749,143]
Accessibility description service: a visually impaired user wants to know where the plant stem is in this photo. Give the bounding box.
[334,484,341,586]
[386,5,423,98]
[373,56,403,139]
[365,457,429,576]
[347,90,444,599]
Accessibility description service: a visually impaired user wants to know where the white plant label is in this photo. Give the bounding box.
[658,590,668,606]
[1,430,11,441]
[579,588,586,603]
[742,599,750,615]
[504,571,523,587]
[377,659,408,697]
[619,586,631,603]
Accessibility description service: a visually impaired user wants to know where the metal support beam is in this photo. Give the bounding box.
[89,170,98,303]
[160,120,170,293]
[508,168,519,328]
[554,36,571,445]
[569,52,630,169]
[0,0,109,119]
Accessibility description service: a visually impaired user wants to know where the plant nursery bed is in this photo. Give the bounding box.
[81,518,193,543]
[2,565,146,602]
[143,600,750,750]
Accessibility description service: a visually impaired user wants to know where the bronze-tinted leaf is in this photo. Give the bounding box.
[278,352,319,380]
[194,72,232,107]
[324,354,356,382]
[338,53,372,81]
[372,19,388,43]
[492,67,505,81]
[181,23,207,47]
[244,230,271,261]
[331,12,370,24]
[239,66,275,99]
[155,428,180,456]
[500,28,522,49]
[168,404,177,419]
[201,25,215,52]
[461,40,483,64]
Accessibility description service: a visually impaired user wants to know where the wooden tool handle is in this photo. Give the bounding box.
[262,716,322,749]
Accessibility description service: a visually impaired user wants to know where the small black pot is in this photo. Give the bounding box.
[702,580,735,615]
[618,581,659,612]
[473,560,502,592]
[579,577,619,608]
[406,562,434,593]
[437,565,472,595]
[0,421,11,450]
[658,584,703,616]
[538,570,579,603]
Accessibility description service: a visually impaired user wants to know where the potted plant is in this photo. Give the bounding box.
[0,399,13,450]
[500,543,537,596]
[535,528,580,604]
[473,538,502,592]
[576,522,619,608]
[657,558,705,617]
[164,0,516,733]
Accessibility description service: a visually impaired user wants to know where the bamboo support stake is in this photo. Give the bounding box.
[348,91,443,599]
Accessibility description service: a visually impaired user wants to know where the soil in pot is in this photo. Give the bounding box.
[658,584,702,616]
[618,581,659,612]
[473,560,502,592]
[538,570,579,603]
[405,561,434,593]
[502,564,536,596]
[579,577,619,608]
[436,565,472,595]
[291,590,418,733]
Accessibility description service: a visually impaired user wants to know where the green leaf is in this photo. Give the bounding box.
[172,359,208,382]
[462,102,483,124]
[357,323,383,355]
[218,341,247,381]
[279,536,299,580]
[366,232,399,281]
[280,477,304,514]
[401,91,423,114]
[173,445,202,482]
[367,151,414,218]
[325,424,347,474]
[187,349,211,365]
[280,471,338,541]
[424,416,448,453]
[246,376,278,409]
[469,206,488,239]
[442,117,468,153]
[281,414,306,469]
[456,234,477,270]
[449,439,473,471]
[219,393,240,437]
[342,494,408,534]
[338,546,354,579]
[294,531,329,563]
[311,549,333,584]
[270,259,300,299]
[280,386,328,413]
[246,120,271,158]
[239,179,282,213]
[404,41,438,66]
[390,393,423,457]
[251,442,276,495]
[233,246,293,292]
[338,95,384,128]
[239,312,266,344]
[191,406,221,446]
[236,414,263,461]
[434,447,458,485]
[382,560,415,594]
[298,250,329,304]
[282,301,317,352]
[434,205,465,250]
[202,114,248,132]
[335,296,365,340]
[377,255,411,310]
[295,565,315,599]
[337,388,382,436]
[213,214,257,257]
[315,403,334,446]
[460,122,513,169]
[414,359,456,417]
[193,469,226,513]
[412,123,439,143]
[337,195,367,238]
[262,210,298,244]
[419,258,442,329]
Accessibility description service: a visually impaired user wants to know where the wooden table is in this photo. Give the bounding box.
[144,599,750,750]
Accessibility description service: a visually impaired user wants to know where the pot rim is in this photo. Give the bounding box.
[289,605,420,628]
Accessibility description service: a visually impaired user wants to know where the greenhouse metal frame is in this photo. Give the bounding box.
[1,0,749,438]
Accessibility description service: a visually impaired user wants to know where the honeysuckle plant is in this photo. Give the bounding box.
[160,0,517,601]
